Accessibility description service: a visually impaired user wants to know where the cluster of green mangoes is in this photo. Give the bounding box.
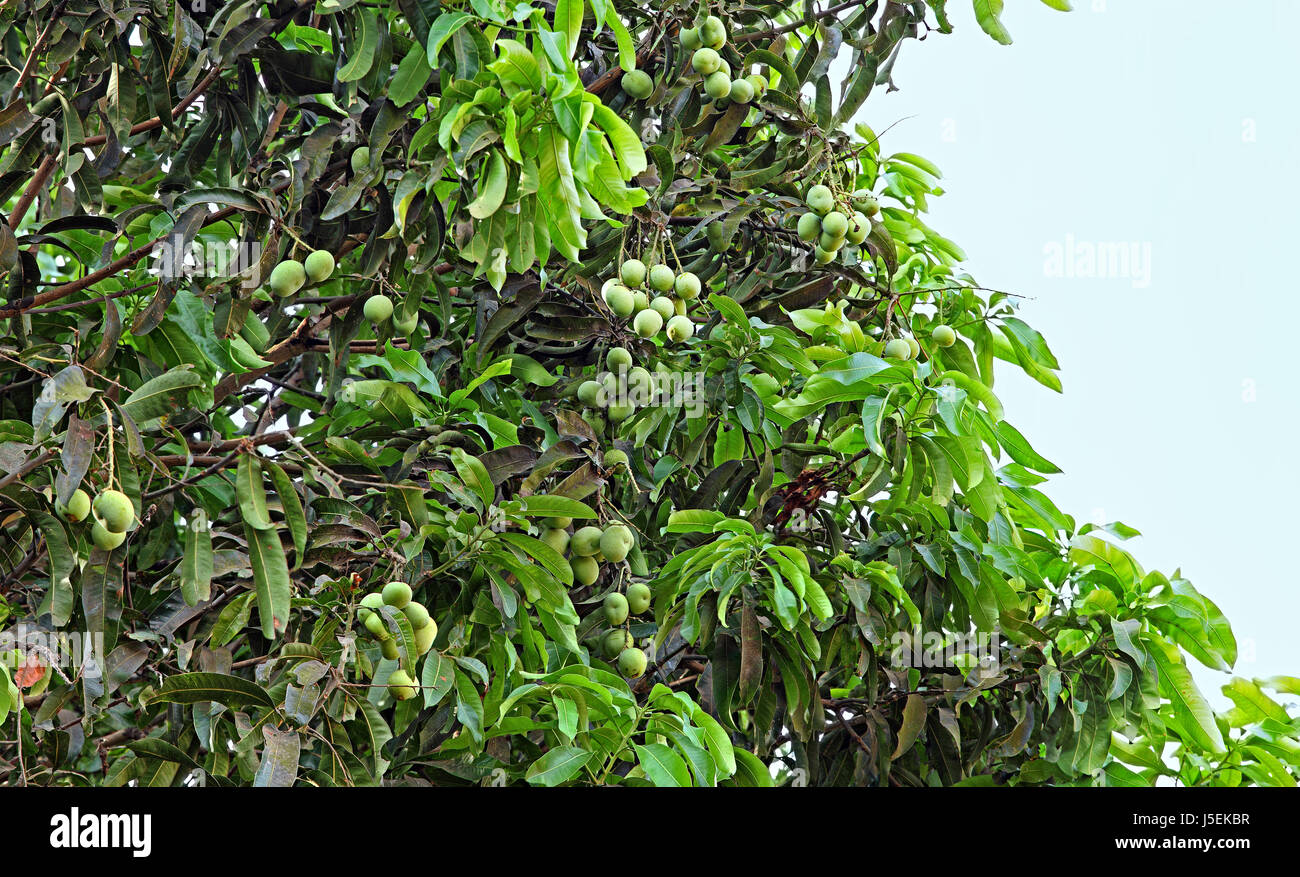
[356,581,436,701]
[360,293,418,335]
[796,185,879,265]
[267,249,335,298]
[882,323,958,361]
[600,259,697,343]
[538,517,636,587]
[597,583,653,678]
[54,486,135,551]
[574,346,668,426]
[618,16,767,107]
[683,16,767,105]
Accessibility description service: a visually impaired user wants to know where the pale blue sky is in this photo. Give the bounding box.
[849,1,1300,703]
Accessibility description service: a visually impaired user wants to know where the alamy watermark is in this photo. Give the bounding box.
[594,368,706,419]
[1043,234,1152,289]
[149,236,264,288]
[889,627,1003,673]
[1,623,106,681]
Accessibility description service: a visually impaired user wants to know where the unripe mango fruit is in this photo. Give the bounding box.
[541,527,570,554]
[730,79,755,104]
[387,669,418,700]
[700,15,727,49]
[58,488,91,523]
[602,628,633,658]
[666,315,694,343]
[414,619,438,654]
[91,521,126,550]
[618,647,647,677]
[571,554,600,586]
[819,231,844,252]
[304,250,334,283]
[633,309,663,338]
[704,71,731,100]
[805,184,834,216]
[403,601,431,629]
[622,69,653,99]
[363,294,394,323]
[350,146,370,174]
[394,311,419,334]
[692,48,720,75]
[382,581,412,608]
[604,592,630,625]
[931,324,957,347]
[364,612,390,640]
[268,260,306,297]
[797,212,822,242]
[578,380,603,407]
[626,583,652,615]
[358,592,385,622]
[93,490,134,533]
[674,271,701,299]
[649,296,675,321]
[606,346,633,370]
[648,264,675,292]
[845,211,870,245]
[884,339,912,360]
[821,211,849,239]
[599,524,635,563]
[604,284,636,318]
[620,259,647,288]
[571,526,604,556]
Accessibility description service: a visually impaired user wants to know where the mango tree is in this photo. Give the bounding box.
[0,0,1296,787]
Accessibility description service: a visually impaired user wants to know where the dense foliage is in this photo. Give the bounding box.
[1,0,1297,787]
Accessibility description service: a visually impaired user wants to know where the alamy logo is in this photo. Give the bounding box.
[49,808,151,858]
[1042,234,1152,289]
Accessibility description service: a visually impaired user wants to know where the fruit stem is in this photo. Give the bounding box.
[100,397,118,491]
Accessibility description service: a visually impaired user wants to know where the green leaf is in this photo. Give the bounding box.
[426,11,474,65]
[147,673,274,709]
[119,367,201,424]
[635,742,692,786]
[449,447,495,510]
[421,651,455,708]
[552,0,583,58]
[525,746,592,786]
[245,523,292,638]
[179,508,213,606]
[389,44,433,106]
[236,453,272,530]
[338,8,379,82]
[973,0,1013,45]
[1222,677,1290,725]
[489,38,542,91]
[1148,637,1225,754]
[892,694,926,760]
[518,495,597,519]
[995,421,1061,473]
[468,149,508,219]
[264,460,307,569]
